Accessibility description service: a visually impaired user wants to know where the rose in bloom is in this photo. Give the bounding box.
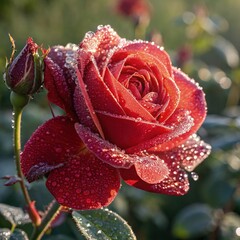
[4,37,44,95]
[21,25,211,210]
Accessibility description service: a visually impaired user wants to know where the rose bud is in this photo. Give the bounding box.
[4,36,44,95]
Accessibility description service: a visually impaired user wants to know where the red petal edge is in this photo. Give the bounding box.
[21,116,83,182]
[75,123,169,184]
[121,135,211,195]
[21,116,120,209]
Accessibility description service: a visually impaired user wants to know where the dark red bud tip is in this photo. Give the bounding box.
[27,37,38,54]
[4,37,44,95]
[26,201,42,226]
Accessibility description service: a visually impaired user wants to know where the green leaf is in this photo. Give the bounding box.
[0,204,31,227]
[0,228,29,240]
[172,204,215,239]
[202,176,235,208]
[72,208,136,240]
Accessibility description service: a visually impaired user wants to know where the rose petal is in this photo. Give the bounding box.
[122,41,173,76]
[121,145,197,195]
[173,67,207,133]
[145,68,208,151]
[96,110,171,149]
[21,116,84,182]
[75,123,169,184]
[73,84,99,133]
[79,59,125,116]
[75,123,134,168]
[126,108,194,153]
[103,67,120,101]
[80,25,122,73]
[44,45,79,118]
[151,135,211,172]
[44,57,72,113]
[113,77,157,121]
[110,49,180,121]
[46,153,120,210]
[157,134,211,172]
[74,66,105,137]
[121,134,210,195]
[120,161,189,196]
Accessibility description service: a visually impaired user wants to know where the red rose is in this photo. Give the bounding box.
[21,25,211,210]
[4,38,43,95]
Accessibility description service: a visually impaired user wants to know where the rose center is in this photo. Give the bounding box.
[118,67,168,118]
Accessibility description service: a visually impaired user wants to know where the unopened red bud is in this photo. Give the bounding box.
[4,37,44,95]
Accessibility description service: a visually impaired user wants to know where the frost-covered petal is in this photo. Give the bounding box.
[46,153,120,210]
[121,134,210,195]
[75,123,134,168]
[44,45,79,118]
[21,116,84,182]
[121,41,173,76]
[173,67,207,134]
[113,68,159,121]
[158,134,211,172]
[121,146,191,195]
[109,49,180,121]
[79,59,125,116]
[126,109,194,153]
[74,65,105,137]
[120,162,189,196]
[80,25,122,73]
[75,123,169,183]
[96,111,171,149]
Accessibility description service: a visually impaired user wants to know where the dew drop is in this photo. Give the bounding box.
[51,181,57,187]
[191,172,199,181]
[83,190,90,196]
[54,147,62,153]
[85,31,95,39]
[76,189,81,194]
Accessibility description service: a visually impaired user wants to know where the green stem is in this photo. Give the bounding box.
[11,92,42,227]
[31,201,63,240]
[13,106,32,205]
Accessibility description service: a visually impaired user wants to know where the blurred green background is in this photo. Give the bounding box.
[0,0,240,239]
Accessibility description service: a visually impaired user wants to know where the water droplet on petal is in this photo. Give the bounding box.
[51,181,57,187]
[83,190,90,196]
[85,31,95,39]
[54,147,62,153]
[97,25,104,30]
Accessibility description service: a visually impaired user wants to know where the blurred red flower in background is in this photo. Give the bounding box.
[116,0,151,26]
